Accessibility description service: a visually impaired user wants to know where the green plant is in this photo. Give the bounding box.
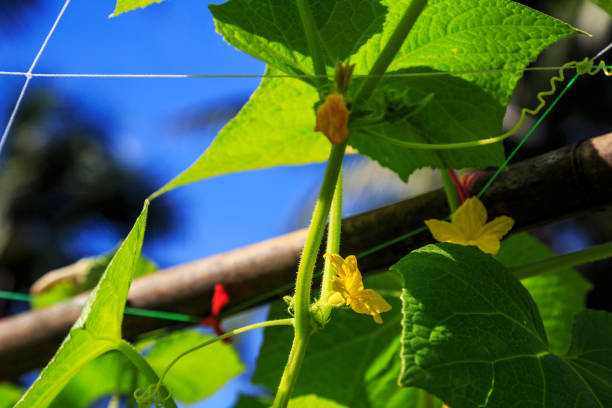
[11,0,612,407]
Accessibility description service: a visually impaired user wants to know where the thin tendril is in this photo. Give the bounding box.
[358,58,611,150]
[132,318,293,407]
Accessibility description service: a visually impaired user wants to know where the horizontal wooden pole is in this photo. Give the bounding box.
[0,133,611,378]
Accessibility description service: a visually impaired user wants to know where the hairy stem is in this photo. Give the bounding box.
[117,341,178,408]
[511,241,612,280]
[353,0,428,106]
[273,332,312,408]
[293,143,347,337]
[296,0,328,90]
[320,166,343,304]
[273,143,346,407]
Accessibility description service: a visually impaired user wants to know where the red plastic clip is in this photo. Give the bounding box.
[200,284,231,343]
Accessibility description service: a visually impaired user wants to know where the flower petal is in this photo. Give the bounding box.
[314,94,350,144]
[344,259,364,294]
[476,215,514,254]
[324,253,347,279]
[473,236,502,255]
[328,291,345,307]
[351,289,392,324]
[425,219,464,243]
[452,197,487,239]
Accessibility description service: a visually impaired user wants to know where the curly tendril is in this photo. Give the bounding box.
[134,383,171,408]
[363,57,611,150]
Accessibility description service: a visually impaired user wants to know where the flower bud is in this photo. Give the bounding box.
[315,93,350,144]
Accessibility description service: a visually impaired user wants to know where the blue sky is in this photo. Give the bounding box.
[0,0,327,266]
[0,0,332,406]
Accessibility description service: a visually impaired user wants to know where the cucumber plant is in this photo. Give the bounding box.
[12,0,612,407]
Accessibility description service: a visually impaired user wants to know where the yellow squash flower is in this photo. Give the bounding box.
[324,253,391,324]
[315,93,350,144]
[424,197,514,255]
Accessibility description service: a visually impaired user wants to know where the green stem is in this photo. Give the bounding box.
[117,341,178,408]
[511,241,612,280]
[320,165,343,304]
[273,332,312,408]
[440,169,460,213]
[273,143,346,408]
[293,142,347,337]
[353,0,428,106]
[295,0,328,90]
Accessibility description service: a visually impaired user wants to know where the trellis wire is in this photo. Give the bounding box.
[0,0,72,157]
[1,65,610,80]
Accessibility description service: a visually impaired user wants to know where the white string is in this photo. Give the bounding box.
[0,66,582,80]
[593,42,612,60]
[0,0,72,158]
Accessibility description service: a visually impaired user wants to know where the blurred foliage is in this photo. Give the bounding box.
[0,0,39,29]
[0,89,175,315]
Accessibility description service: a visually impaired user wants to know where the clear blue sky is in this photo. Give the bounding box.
[0,0,330,406]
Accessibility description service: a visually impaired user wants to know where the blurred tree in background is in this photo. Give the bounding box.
[0,89,175,316]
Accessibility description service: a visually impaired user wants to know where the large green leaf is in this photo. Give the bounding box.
[209,0,387,78]
[393,243,612,407]
[496,233,592,354]
[146,329,245,403]
[352,0,582,105]
[349,68,505,181]
[252,273,422,408]
[155,0,579,196]
[152,67,329,197]
[344,0,579,179]
[15,203,149,408]
[110,0,166,17]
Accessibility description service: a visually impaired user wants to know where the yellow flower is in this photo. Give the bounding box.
[424,197,514,255]
[324,253,392,324]
[315,93,350,144]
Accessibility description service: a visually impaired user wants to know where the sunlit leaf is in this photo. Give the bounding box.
[110,0,166,17]
[351,0,582,105]
[349,68,505,181]
[156,0,580,195]
[16,203,149,408]
[152,67,328,197]
[209,0,387,78]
